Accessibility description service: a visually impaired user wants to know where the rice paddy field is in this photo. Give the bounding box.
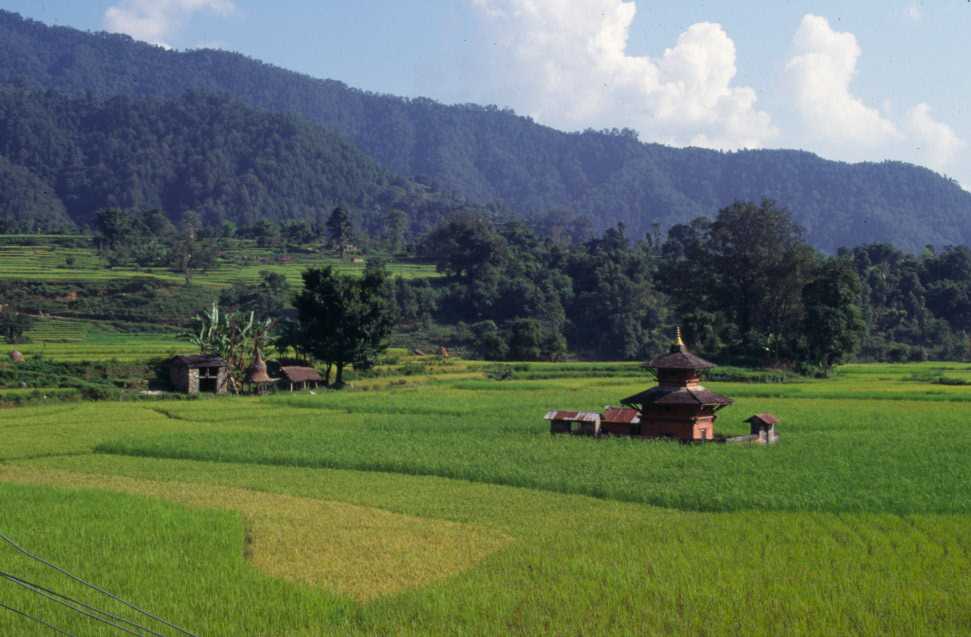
[1,358,970,635]
[0,236,438,288]
[17,318,184,362]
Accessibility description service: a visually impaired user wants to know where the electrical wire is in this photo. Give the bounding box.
[0,530,199,637]
[0,600,78,637]
[1,570,159,636]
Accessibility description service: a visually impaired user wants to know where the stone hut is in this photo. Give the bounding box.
[168,355,229,395]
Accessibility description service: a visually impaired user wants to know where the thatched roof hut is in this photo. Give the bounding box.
[280,366,322,391]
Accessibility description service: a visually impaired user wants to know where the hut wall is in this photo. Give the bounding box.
[601,421,637,436]
[169,366,196,394]
[186,368,200,394]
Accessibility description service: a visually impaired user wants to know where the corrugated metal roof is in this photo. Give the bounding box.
[601,406,640,424]
[544,410,600,422]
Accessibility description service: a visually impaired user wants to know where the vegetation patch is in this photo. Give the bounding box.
[0,466,509,600]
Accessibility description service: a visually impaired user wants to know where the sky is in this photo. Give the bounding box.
[4,1,971,190]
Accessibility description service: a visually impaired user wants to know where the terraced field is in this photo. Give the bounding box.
[0,237,438,287]
[1,361,970,635]
[17,318,183,362]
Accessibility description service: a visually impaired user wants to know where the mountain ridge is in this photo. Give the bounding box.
[1,9,970,250]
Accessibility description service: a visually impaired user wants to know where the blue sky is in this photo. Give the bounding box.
[4,1,970,189]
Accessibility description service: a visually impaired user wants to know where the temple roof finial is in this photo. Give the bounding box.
[674,326,684,348]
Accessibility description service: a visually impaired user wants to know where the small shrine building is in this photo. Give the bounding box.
[621,329,732,441]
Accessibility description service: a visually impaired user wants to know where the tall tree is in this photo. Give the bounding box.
[326,207,354,258]
[801,258,866,372]
[293,263,397,386]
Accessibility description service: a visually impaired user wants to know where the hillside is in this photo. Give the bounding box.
[0,87,480,234]
[2,9,971,250]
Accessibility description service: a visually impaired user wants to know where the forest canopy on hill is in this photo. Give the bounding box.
[0,87,492,235]
[1,9,970,251]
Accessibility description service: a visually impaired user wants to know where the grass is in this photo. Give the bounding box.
[1,361,970,634]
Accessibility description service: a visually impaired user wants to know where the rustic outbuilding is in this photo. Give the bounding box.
[621,329,732,441]
[280,366,322,391]
[545,410,601,435]
[746,412,781,444]
[600,407,641,436]
[168,355,229,395]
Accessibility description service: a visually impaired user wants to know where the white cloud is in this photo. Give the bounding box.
[906,103,966,171]
[786,14,899,149]
[784,14,966,185]
[469,0,776,149]
[104,0,235,48]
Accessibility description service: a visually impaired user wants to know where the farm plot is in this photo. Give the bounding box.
[0,238,438,288]
[1,363,970,635]
[17,318,184,362]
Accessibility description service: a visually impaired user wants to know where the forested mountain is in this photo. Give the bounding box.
[1,9,971,250]
[0,87,482,233]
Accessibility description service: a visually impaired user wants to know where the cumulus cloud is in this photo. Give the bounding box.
[104,0,235,48]
[906,103,966,171]
[785,14,965,183]
[469,0,776,149]
[786,14,899,148]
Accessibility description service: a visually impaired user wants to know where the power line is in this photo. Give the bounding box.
[1,571,158,637]
[0,600,77,637]
[0,530,199,637]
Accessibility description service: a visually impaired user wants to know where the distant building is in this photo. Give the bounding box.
[600,407,640,436]
[168,355,229,395]
[621,329,732,441]
[746,413,781,444]
[545,410,600,435]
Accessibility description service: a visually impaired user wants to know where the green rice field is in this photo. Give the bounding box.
[1,360,970,635]
[0,237,438,288]
[17,318,184,362]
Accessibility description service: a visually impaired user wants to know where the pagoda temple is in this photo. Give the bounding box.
[621,328,732,441]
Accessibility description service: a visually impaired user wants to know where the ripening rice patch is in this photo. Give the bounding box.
[0,466,510,600]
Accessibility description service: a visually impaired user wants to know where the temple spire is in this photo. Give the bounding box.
[670,326,686,353]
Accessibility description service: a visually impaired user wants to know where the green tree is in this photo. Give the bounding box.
[293,263,397,387]
[219,270,292,321]
[0,308,33,344]
[326,207,354,258]
[385,208,409,254]
[801,258,866,372]
[186,302,273,393]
